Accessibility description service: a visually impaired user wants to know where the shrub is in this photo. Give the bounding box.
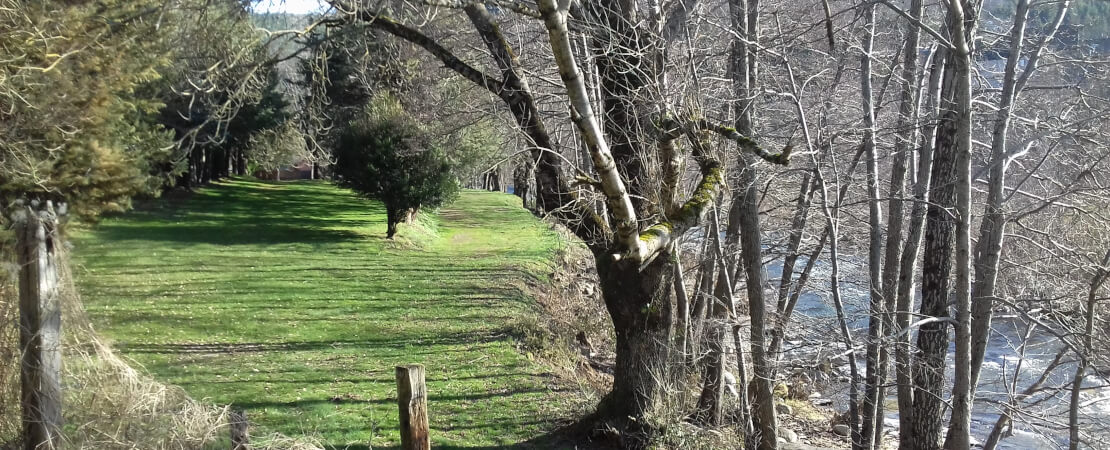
[331,95,458,238]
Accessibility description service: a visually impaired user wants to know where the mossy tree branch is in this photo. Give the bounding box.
[659,115,789,164]
[696,119,792,165]
[622,161,724,263]
[631,116,779,264]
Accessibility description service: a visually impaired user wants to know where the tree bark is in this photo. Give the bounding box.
[538,0,641,255]
[594,254,676,447]
[726,0,776,444]
[386,207,400,239]
[896,44,944,450]
[910,32,968,449]
[941,0,978,446]
[880,1,924,446]
[737,156,779,450]
[513,161,533,211]
[236,148,248,176]
[674,257,691,359]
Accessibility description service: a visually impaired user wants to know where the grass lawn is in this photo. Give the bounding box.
[72,178,579,449]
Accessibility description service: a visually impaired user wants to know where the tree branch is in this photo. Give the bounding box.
[874,0,954,49]
[422,0,542,18]
[350,12,507,99]
[624,161,724,263]
[538,0,641,256]
[344,8,606,245]
[695,119,792,165]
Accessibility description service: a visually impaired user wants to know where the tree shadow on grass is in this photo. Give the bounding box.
[323,416,614,450]
[83,179,601,449]
[96,178,384,245]
[114,329,505,354]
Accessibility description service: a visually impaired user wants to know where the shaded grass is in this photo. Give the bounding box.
[71,178,577,449]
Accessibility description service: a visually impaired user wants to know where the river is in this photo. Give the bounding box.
[760,252,1110,449]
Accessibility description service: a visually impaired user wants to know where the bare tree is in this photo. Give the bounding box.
[328,1,792,444]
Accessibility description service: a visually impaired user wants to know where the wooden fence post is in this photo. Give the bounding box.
[395,364,429,450]
[229,409,249,450]
[15,201,63,450]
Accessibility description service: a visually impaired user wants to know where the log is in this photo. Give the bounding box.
[395,364,429,450]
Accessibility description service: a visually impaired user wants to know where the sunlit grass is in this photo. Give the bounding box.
[72,178,574,449]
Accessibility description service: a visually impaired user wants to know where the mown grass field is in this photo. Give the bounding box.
[72,178,577,449]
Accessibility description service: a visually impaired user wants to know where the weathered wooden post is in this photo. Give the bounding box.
[395,364,429,450]
[14,200,63,450]
[229,409,249,450]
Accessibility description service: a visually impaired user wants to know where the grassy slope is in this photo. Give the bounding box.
[72,178,574,449]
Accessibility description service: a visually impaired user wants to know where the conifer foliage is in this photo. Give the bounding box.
[0,0,176,220]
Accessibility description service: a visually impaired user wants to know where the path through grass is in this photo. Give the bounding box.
[73,178,577,449]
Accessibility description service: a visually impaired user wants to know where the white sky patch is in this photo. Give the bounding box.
[253,0,325,14]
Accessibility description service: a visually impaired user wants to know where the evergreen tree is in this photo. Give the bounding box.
[331,95,458,238]
[0,0,177,221]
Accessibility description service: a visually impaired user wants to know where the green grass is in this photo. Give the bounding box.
[72,178,577,449]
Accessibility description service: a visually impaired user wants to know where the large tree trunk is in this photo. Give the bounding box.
[594,254,675,448]
[896,44,945,450]
[357,5,783,448]
[910,39,966,450]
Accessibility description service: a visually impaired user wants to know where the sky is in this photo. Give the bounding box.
[253,0,325,14]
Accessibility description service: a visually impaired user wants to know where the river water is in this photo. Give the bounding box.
[759,253,1110,449]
